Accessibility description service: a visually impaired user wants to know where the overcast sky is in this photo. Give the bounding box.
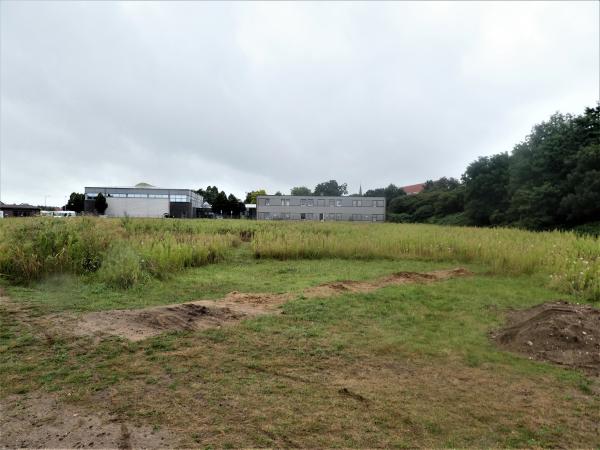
[1,1,598,205]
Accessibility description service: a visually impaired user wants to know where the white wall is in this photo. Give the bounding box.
[105,198,169,218]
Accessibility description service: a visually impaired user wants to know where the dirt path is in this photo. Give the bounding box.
[0,393,175,448]
[76,268,471,341]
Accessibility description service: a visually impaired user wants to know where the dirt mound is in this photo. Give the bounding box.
[304,268,470,298]
[76,268,471,341]
[79,301,260,341]
[223,291,292,307]
[492,301,600,375]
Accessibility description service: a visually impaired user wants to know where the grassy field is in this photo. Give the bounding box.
[1,218,599,447]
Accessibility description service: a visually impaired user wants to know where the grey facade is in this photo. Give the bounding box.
[84,186,204,218]
[256,195,385,222]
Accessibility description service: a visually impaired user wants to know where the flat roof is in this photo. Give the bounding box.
[0,203,40,210]
[85,186,195,190]
[256,195,385,199]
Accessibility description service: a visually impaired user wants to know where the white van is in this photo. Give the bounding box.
[41,210,76,218]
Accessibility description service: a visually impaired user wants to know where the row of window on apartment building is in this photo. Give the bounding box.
[86,193,191,202]
[259,212,385,221]
[264,198,384,207]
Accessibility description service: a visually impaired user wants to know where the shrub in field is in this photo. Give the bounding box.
[0,218,240,287]
[97,245,146,288]
[0,218,117,282]
[134,233,236,279]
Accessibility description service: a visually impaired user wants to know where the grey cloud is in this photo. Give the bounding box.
[1,1,598,205]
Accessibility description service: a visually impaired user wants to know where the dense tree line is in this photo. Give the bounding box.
[385,105,599,231]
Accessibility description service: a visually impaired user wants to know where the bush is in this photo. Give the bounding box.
[572,222,600,238]
[97,245,145,288]
[0,218,240,287]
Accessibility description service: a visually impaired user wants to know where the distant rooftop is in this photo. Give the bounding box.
[85,185,195,191]
[400,183,425,195]
[0,203,40,210]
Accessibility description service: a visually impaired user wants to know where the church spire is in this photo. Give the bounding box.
[358,183,363,196]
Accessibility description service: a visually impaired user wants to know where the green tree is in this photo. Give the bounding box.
[244,189,267,204]
[94,193,108,215]
[196,186,219,205]
[290,186,312,196]
[423,177,461,192]
[313,180,348,196]
[211,191,229,215]
[559,143,600,224]
[365,184,406,205]
[65,192,85,213]
[227,194,246,217]
[388,178,464,223]
[462,154,510,226]
[507,107,599,229]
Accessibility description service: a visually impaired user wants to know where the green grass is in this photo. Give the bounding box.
[1,256,598,447]
[4,255,473,313]
[1,218,598,447]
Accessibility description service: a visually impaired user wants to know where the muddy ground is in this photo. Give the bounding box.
[492,301,600,375]
[76,268,471,341]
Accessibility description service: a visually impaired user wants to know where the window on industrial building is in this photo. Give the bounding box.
[336,214,343,220]
[281,198,290,206]
[149,194,168,199]
[317,199,325,207]
[169,195,187,202]
[351,214,361,221]
[111,193,127,198]
[86,193,98,199]
[265,198,271,206]
[300,199,306,206]
[300,213,306,220]
[306,213,313,219]
[307,199,314,207]
[329,199,335,207]
[375,200,384,207]
[336,199,342,207]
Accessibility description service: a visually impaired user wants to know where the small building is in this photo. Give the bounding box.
[0,202,41,217]
[256,195,385,222]
[84,184,204,218]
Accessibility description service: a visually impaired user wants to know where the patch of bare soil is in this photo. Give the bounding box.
[491,301,600,375]
[76,268,470,341]
[303,267,470,298]
[0,393,175,449]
